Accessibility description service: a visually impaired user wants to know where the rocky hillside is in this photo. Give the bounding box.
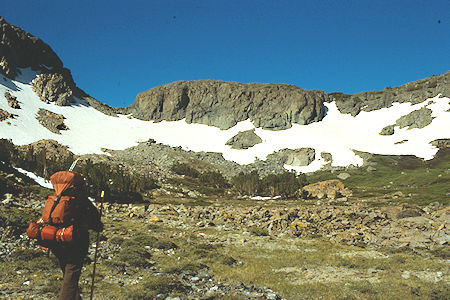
[330,71,449,116]
[127,80,330,130]
[0,16,117,115]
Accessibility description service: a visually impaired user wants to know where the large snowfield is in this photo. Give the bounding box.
[1,69,449,173]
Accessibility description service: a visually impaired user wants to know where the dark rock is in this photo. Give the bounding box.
[0,16,62,79]
[395,107,433,129]
[379,124,395,136]
[430,139,450,149]
[226,129,262,149]
[0,17,119,115]
[36,108,69,133]
[4,91,20,109]
[0,108,16,121]
[329,72,450,116]
[127,80,329,130]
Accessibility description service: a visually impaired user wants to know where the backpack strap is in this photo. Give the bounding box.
[47,195,60,226]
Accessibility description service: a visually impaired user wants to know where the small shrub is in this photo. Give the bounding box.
[115,247,152,268]
[232,171,261,196]
[126,275,188,299]
[11,248,45,260]
[171,162,200,178]
[199,171,229,189]
[109,236,124,246]
[248,226,269,236]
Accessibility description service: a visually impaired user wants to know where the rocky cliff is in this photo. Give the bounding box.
[330,71,449,116]
[0,17,117,115]
[0,17,63,78]
[127,80,330,130]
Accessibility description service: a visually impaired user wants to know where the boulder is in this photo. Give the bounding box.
[337,173,351,180]
[395,107,433,129]
[32,71,74,106]
[0,108,16,121]
[36,108,69,133]
[226,129,262,149]
[321,152,332,163]
[127,80,330,130]
[302,179,352,199]
[379,125,395,136]
[4,91,20,109]
[284,148,315,166]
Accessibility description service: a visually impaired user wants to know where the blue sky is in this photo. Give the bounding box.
[2,0,449,107]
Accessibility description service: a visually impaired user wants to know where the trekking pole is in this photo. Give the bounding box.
[69,158,80,172]
[90,190,105,300]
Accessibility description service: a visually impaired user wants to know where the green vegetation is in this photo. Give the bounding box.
[308,149,450,205]
[77,159,158,203]
[232,170,307,198]
[0,138,16,164]
[171,162,200,178]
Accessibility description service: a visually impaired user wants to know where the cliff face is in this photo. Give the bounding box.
[0,16,62,78]
[0,16,117,114]
[127,80,330,130]
[330,71,450,116]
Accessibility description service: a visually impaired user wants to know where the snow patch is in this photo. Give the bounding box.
[14,167,53,189]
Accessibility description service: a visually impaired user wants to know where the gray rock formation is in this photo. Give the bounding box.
[321,152,332,163]
[0,16,62,78]
[379,125,395,136]
[36,108,68,134]
[127,80,329,130]
[226,129,262,149]
[32,71,74,105]
[329,72,449,116]
[4,91,19,108]
[267,148,315,167]
[395,107,433,129]
[430,139,449,149]
[337,173,351,180]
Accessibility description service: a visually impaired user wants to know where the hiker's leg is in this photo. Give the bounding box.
[58,262,82,300]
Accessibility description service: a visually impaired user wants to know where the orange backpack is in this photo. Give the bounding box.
[27,171,86,244]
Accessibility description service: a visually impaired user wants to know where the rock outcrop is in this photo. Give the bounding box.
[127,80,329,130]
[4,91,20,109]
[379,125,395,136]
[0,16,63,78]
[395,107,434,129]
[320,152,332,163]
[0,108,15,122]
[36,109,69,134]
[32,71,75,105]
[430,138,450,149]
[329,72,450,116]
[302,179,352,199]
[0,17,119,115]
[226,129,262,149]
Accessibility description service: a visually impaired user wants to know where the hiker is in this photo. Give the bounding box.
[28,171,103,300]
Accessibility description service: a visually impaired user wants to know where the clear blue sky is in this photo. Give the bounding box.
[3,0,449,107]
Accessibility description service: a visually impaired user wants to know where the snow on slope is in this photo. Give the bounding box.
[14,167,53,189]
[0,69,449,173]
